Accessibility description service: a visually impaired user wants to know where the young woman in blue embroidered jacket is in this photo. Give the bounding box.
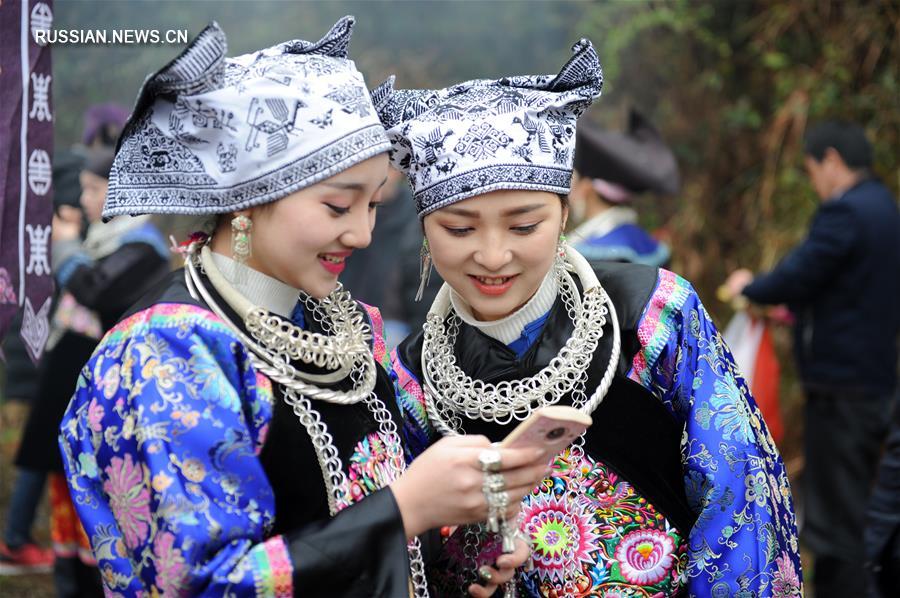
[377,39,803,597]
[58,18,547,597]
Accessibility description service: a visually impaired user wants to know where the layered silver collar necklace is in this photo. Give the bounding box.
[184,240,429,597]
[421,245,621,437]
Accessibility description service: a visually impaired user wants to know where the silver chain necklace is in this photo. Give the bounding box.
[188,245,377,401]
[184,242,430,597]
[421,246,621,437]
[422,247,620,597]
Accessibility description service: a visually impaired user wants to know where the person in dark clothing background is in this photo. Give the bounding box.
[8,146,170,596]
[866,391,900,598]
[0,151,83,576]
[567,110,680,268]
[340,167,443,348]
[724,121,900,598]
[0,103,128,575]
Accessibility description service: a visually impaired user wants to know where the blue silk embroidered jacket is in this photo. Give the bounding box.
[59,272,415,597]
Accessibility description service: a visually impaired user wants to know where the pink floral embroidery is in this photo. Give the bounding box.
[102,454,151,550]
[772,551,802,597]
[585,466,629,510]
[520,492,599,582]
[362,304,392,372]
[343,433,394,510]
[261,537,293,597]
[628,270,691,387]
[103,303,232,346]
[153,531,188,596]
[614,529,676,586]
[0,268,17,304]
[87,399,105,432]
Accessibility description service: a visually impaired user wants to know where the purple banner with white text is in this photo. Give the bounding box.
[0,0,55,363]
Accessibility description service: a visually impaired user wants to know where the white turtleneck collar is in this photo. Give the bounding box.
[210,252,300,319]
[450,268,559,345]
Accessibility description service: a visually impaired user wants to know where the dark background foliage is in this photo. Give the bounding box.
[53,0,899,304]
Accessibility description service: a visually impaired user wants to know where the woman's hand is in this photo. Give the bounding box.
[390,435,549,539]
[467,538,531,597]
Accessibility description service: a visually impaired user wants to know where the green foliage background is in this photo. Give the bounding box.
[587,0,899,301]
[54,0,899,302]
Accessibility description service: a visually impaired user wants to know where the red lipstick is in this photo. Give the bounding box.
[468,274,518,296]
[319,251,352,275]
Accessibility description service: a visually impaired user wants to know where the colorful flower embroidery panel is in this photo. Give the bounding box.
[429,450,687,597]
[520,450,687,596]
[628,270,803,597]
[59,303,293,597]
[344,432,396,507]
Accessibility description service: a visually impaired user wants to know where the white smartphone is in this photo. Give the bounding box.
[499,405,592,454]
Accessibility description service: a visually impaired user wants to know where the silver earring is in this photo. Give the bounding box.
[555,232,569,271]
[231,214,252,283]
[415,238,433,302]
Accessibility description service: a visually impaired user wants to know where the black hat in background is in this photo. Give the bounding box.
[574,109,681,196]
[53,150,85,209]
[83,146,116,180]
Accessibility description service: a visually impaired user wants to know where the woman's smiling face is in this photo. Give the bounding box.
[213,154,389,298]
[423,189,566,321]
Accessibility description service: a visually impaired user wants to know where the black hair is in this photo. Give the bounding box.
[97,123,121,148]
[53,150,84,209]
[804,121,873,169]
[84,147,115,179]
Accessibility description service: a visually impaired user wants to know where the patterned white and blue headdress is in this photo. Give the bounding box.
[373,39,602,218]
[103,16,390,219]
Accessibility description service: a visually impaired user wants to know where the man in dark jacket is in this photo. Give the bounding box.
[725,121,900,598]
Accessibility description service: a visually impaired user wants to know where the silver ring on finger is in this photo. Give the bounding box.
[478,448,502,473]
[487,490,510,510]
[483,472,506,493]
[478,565,493,583]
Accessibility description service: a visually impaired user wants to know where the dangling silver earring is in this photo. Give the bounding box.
[555,232,568,272]
[231,214,252,284]
[415,237,433,302]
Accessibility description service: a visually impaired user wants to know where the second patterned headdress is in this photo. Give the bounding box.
[373,39,603,218]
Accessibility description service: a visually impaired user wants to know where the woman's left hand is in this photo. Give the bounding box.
[467,537,531,597]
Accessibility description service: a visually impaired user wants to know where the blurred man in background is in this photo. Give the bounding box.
[725,121,900,598]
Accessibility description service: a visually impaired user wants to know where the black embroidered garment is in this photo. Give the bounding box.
[392,262,802,597]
